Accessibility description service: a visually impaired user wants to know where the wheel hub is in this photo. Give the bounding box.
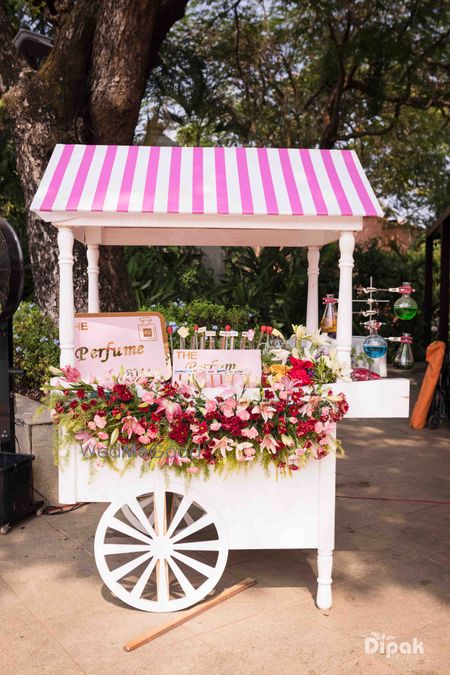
[151,535,173,558]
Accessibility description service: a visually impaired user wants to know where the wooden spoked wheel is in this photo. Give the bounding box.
[94,485,228,612]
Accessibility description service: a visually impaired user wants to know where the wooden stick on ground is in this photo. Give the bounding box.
[123,577,256,652]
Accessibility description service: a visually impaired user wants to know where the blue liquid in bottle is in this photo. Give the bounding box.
[364,343,387,358]
[363,334,388,359]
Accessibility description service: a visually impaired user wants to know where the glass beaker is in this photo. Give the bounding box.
[320,295,338,338]
[393,334,414,370]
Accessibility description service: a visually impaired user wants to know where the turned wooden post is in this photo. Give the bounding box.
[336,232,355,368]
[87,244,100,313]
[58,226,75,367]
[306,246,320,332]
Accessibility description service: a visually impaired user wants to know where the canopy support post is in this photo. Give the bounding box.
[58,226,75,367]
[336,232,355,369]
[306,246,320,332]
[87,244,100,313]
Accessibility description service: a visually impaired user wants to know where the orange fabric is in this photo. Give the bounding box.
[410,341,446,429]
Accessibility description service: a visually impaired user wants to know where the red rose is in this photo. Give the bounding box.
[76,389,85,399]
[288,357,313,385]
[69,401,78,409]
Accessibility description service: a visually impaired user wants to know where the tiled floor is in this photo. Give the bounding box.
[1,374,449,674]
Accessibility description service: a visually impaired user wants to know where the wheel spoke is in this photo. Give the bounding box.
[110,550,153,582]
[126,497,157,538]
[172,540,221,551]
[167,556,196,597]
[166,496,193,538]
[102,543,151,555]
[156,559,170,603]
[170,513,214,544]
[171,551,216,578]
[130,556,157,600]
[108,516,153,545]
[153,488,167,536]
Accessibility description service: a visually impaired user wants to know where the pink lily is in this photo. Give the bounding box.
[121,415,144,439]
[60,365,81,382]
[155,398,182,423]
[211,436,234,458]
[260,434,279,454]
[251,401,276,422]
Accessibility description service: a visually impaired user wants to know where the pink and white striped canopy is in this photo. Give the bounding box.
[31,144,382,218]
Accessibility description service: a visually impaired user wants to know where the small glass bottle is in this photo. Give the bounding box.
[393,333,414,370]
[393,282,418,320]
[320,295,338,338]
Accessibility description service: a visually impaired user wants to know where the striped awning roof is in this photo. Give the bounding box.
[31,144,383,219]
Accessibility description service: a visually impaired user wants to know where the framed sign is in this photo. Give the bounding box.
[172,349,261,387]
[74,312,171,380]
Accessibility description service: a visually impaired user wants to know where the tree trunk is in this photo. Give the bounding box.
[0,0,188,319]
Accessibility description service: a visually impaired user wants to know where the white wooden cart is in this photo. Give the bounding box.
[31,145,409,612]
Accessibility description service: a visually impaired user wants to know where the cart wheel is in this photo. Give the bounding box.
[0,524,11,535]
[94,484,228,612]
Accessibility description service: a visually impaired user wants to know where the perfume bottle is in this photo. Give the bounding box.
[393,282,418,320]
[393,334,414,370]
[320,295,338,338]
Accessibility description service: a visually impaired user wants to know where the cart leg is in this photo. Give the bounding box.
[316,549,333,610]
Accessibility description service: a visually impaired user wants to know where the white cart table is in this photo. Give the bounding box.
[32,145,410,611]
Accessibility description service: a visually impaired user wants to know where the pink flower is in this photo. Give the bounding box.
[260,434,279,454]
[235,442,256,462]
[205,399,217,414]
[97,431,109,440]
[60,365,81,382]
[236,405,250,421]
[193,433,209,444]
[138,435,151,444]
[314,421,324,434]
[155,398,182,423]
[220,399,237,418]
[121,415,143,439]
[241,426,258,439]
[141,391,155,404]
[210,420,222,431]
[94,414,106,429]
[211,436,234,458]
[252,402,276,422]
[186,466,200,474]
[87,421,96,430]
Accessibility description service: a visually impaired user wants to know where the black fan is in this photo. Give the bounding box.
[0,218,24,451]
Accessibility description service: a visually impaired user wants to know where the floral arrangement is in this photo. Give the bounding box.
[43,325,349,477]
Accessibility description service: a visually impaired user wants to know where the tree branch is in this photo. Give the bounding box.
[89,0,188,144]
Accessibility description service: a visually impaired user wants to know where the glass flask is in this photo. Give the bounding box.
[393,334,414,370]
[393,282,418,320]
[363,330,388,359]
[320,295,338,338]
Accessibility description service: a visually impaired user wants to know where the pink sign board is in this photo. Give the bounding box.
[171,349,262,387]
[74,312,171,381]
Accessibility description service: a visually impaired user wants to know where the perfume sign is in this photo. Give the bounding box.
[74,312,171,380]
[171,349,262,387]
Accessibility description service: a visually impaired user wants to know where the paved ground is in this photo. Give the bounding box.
[1,370,449,674]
